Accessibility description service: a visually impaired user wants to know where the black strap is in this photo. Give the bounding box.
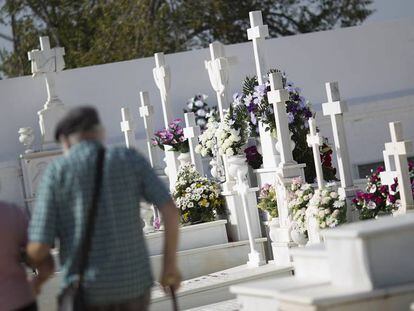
[77,147,105,284]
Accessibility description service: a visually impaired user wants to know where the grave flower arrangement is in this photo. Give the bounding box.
[353,162,414,220]
[184,94,210,130]
[216,105,249,156]
[287,177,315,236]
[195,118,219,157]
[307,184,346,229]
[173,164,225,224]
[233,69,337,182]
[152,119,189,153]
[244,145,263,169]
[257,183,278,219]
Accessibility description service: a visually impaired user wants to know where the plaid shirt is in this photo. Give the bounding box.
[29,140,171,305]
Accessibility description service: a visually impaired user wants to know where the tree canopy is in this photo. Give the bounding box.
[0,0,373,77]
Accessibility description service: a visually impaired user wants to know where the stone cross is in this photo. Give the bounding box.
[322,82,353,190]
[246,11,280,175]
[267,72,296,168]
[153,52,172,128]
[184,112,205,176]
[28,36,65,107]
[139,91,159,169]
[247,10,269,85]
[322,82,356,221]
[307,117,324,189]
[28,36,66,145]
[205,41,237,121]
[120,107,137,149]
[384,122,413,213]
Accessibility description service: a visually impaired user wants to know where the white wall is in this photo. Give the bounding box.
[0,19,413,204]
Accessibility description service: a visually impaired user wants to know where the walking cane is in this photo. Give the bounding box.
[170,286,179,311]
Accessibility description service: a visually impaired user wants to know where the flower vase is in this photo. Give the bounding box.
[18,127,35,154]
[227,155,249,182]
[177,152,191,168]
[268,217,280,243]
[290,228,308,246]
[210,158,218,178]
[275,132,295,155]
[163,156,169,176]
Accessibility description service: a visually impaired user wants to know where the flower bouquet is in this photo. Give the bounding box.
[195,118,219,157]
[353,162,414,220]
[173,164,225,224]
[232,69,337,183]
[307,184,346,229]
[152,119,189,153]
[216,106,249,156]
[287,177,315,237]
[244,145,263,169]
[184,94,211,130]
[257,183,278,219]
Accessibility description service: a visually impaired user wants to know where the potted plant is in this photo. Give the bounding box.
[173,163,225,224]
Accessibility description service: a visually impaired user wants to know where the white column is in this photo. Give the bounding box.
[139,91,162,170]
[383,122,414,213]
[267,72,306,265]
[247,10,280,177]
[28,36,66,146]
[120,107,137,149]
[184,112,205,176]
[322,82,356,221]
[234,168,265,268]
[379,150,398,189]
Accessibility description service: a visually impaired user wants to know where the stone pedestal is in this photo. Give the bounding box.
[223,190,261,242]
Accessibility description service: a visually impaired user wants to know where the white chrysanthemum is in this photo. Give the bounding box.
[330,192,338,199]
[333,200,345,208]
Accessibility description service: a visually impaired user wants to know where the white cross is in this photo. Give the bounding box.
[384,121,413,213]
[153,52,172,128]
[267,72,296,167]
[322,82,353,190]
[183,112,205,176]
[247,10,269,85]
[205,41,237,121]
[379,150,398,189]
[28,36,65,76]
[120,107,137,149]
[139,91,159,169]
[307,117,324,189]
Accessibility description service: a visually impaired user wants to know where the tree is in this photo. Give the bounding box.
[0,0,373,77]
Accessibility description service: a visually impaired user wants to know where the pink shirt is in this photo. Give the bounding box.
[0,202,35,310]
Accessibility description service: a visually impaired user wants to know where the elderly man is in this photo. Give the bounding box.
[27,107,180,310]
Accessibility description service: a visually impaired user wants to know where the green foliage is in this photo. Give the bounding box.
[0,0,373,77]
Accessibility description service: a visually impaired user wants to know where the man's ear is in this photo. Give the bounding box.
[59,136,70,151]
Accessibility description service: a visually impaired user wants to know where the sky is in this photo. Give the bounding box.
[0,0,413,52]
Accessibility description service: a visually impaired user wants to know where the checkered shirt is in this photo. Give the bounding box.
[29,140,171,305]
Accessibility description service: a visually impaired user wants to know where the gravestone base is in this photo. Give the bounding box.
[222,189,262,242]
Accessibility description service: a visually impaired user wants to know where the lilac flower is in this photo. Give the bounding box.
[153,217,161,230]
[287,112,295,124]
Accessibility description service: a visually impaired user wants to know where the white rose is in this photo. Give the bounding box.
[330,192,338,199]
[226,148,234,156]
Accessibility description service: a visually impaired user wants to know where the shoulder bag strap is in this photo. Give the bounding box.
[77,147,105,285]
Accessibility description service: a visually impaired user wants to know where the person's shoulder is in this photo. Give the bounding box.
[108,146,146,162]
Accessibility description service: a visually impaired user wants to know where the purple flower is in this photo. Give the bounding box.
[153,217,161,230]
[287,112,295,124]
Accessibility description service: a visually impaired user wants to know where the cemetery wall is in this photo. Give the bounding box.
[0,19,413,205]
